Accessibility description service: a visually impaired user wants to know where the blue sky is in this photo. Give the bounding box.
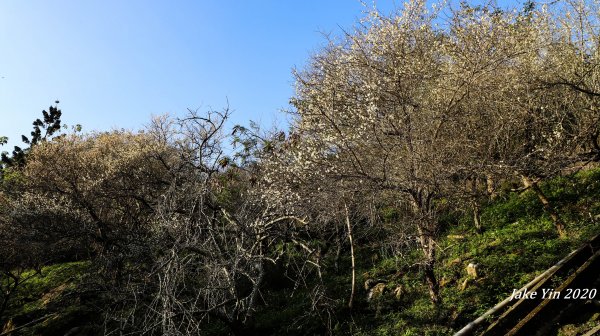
[0,1,401,150]
[0,1,525,151]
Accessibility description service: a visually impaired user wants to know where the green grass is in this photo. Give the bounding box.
[3,169,600,335]
[346,168,600,335]
[1,261,101,335]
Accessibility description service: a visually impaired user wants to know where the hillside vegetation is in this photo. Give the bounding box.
[2,168,600,335]
[2,0,600,335]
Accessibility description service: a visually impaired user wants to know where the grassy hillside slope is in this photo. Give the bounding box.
[3,169,600,335]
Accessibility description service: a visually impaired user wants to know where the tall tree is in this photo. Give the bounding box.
[279,1,481,304]
[447,1,600,237]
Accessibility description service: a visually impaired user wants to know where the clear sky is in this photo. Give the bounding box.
[0,1,402,150]
[0,1,524,151]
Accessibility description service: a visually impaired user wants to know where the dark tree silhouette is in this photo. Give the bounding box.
[1,101,62,168]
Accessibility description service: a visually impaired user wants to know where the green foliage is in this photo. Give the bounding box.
[381,206,400,223]
[1,102,62,168]
[3,164,599,335]
[338,168,600,335]
[2,262,100,335]
[481,189,542,227]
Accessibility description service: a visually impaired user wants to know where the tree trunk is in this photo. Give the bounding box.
[423,259,440,305]
[344,202,356,310]
[418,230,441,305]
[334,222,342,274]
[521,176,567,238]
[411,191,441,305]
[486,174,497,200]
[334,241,342,274]
[0,274,20,320]
[472,202,482,233]
[470,177,483,233]
[0,294,10,320]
